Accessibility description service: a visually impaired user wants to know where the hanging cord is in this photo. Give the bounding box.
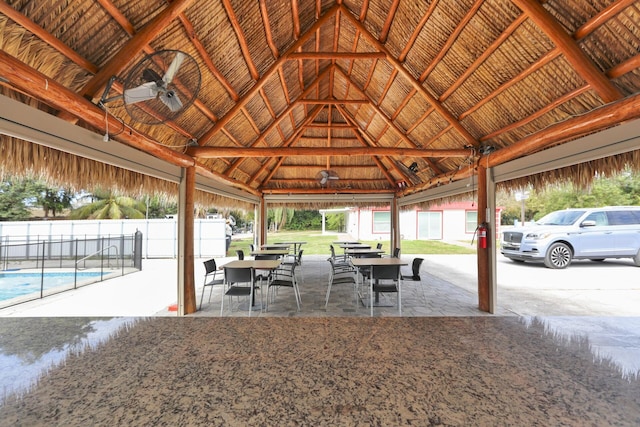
[103,105,109,142]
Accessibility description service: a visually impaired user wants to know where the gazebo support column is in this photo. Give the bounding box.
[177,166,196,315]
[476,163,491,312]
[391,196,400,254]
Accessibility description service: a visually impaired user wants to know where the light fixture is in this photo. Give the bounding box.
[479,145,495,155]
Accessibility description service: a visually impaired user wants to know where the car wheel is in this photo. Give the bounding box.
[544,242,572,269]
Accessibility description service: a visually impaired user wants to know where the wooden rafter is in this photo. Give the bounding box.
[291,0,301,39]
[286,52,387,60]
[298,99,369,104]
[222,0,259,80]
[0,2,98,73]
[398,0,439,62]
[574,0,637,41]
[189,147,469,158]
[379,0,400,43]
[340,5,479,147]
[178,13,238,101]
[259,0,280,58]
[512,0,622,103]
[223,71,330,176]
[438,13,528,102]
[335,66,445,175]
[197,4,340,146]
[81,0,194,98]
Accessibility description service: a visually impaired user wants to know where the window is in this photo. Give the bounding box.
[372,211,390,233]
[465,210,477,233]
[608,210,640,225]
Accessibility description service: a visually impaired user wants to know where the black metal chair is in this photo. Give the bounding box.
[369,264,402,316]
[235,249,244,260]
[199,258,225,310]
[221,266,258,316]
[267,262,301,311]
[401,258,424,281]
[325,257,358,308]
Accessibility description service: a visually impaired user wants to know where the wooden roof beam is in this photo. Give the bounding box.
[292,0,301,39]
[335,105,401,186]
[197,4,340,145]
[286,52,387,60]
[298,99,369,104]
[259,0,280,58]
[189,147,470,158]
[178,13,239,101]
[513,0,622,103]
[379,0,401,43]
[0,2,98,73]
[398,0,439,62]
[81,0,194,98]
[263,188,394,195]
[335,66,445,174]
[574,0,636,40]
[340,5,478,147]
[222,0,259,80]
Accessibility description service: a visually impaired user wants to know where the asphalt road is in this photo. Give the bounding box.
[425,254,640,316]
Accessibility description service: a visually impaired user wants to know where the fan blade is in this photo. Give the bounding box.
[329,176,339,180]
[159,90,183,112]
[320,176,328,185]
[163,52,186,85]
[124,82,158,104]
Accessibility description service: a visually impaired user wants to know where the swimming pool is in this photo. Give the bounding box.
[0,271,104,302]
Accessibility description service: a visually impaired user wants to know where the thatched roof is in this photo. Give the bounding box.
[1,0,639,208]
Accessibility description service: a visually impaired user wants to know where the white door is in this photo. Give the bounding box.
[417,211,442,239]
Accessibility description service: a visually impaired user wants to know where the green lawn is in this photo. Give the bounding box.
[228,230,476,256]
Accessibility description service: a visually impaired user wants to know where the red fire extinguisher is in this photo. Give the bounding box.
[478,222,488,249]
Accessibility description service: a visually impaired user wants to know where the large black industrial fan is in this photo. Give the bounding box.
[102,49,201,125]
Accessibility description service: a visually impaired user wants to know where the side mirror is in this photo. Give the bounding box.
[580,220,596,227]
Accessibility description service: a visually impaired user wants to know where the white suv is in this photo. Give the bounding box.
[501,206,640,269]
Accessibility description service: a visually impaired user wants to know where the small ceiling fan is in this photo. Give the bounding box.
[316,169,339,186]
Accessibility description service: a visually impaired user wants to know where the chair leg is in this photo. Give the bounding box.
[220,286,225,316]
[199,284,206,310]
[370,277,374,317]
[398,279,402,315]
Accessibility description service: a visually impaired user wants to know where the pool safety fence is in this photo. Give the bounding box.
[0,232,142,307]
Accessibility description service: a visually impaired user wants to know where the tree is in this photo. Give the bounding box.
[0,178,35,220]
[37,187,73,218]
[69,190,146,219]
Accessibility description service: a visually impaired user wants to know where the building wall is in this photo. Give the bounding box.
[346,203,502,242]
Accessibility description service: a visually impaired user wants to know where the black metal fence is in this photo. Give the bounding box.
[0,232,143,308]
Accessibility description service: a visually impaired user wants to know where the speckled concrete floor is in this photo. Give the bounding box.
[0,316,639,426]
[1,256,639,425]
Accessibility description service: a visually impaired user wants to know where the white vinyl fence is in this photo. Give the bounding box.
[0,218,226,258]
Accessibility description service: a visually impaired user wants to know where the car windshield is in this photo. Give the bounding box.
[536,210,586,225]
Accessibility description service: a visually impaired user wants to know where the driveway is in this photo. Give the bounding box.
[426,254,640,316]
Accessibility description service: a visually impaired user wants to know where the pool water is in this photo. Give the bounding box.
[0,272,104,302]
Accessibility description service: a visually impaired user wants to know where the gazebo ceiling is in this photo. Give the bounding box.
[0,0,639,204]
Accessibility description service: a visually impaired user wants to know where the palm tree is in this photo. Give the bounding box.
[69,190,146,219]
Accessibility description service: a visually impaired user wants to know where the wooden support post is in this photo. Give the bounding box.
[476,163,491,312]
[391,196,401,254]
[258,197,267,247]
[177,166,197,315]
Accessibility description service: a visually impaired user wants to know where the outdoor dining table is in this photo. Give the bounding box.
[345,248,385,257]
[276,241,306,254]
[350,257,408,308]
[260,244,290,250]
[222,259,282,308]
[249,249,290,257]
